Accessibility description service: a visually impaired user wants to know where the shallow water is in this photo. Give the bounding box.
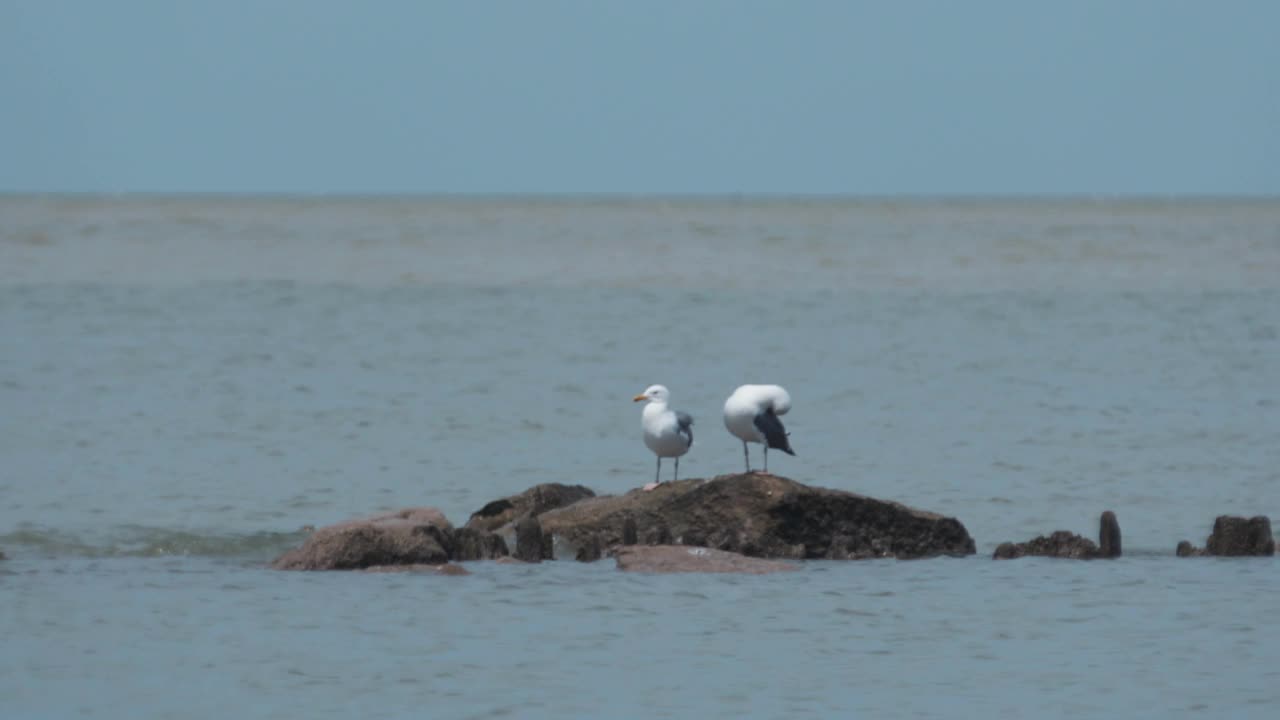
[2,196,1278,718]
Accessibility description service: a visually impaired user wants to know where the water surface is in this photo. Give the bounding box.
[2,196,1278,718]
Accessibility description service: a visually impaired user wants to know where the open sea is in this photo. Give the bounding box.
[2,195,1278,718]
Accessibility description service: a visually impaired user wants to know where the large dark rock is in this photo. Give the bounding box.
[993,511,1122,560]
[1097,511,1121,558]
[535,473,974,560]
[1206,515,1275,556]
[447,527,511,562]
[513,515,546,563]
[272,507,508,570]
[615,545,799,574]
[465,483,596,532]
[1178,515,1275,557]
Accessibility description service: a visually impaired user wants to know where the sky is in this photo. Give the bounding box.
[2,1,1278,195]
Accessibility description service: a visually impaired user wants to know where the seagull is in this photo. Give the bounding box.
[723,384,796,473]
[633,384,694,484]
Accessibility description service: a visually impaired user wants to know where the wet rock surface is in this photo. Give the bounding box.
[272,473,976,570]
[614,545,799,574]
[272,507,507,570]
[1178,515,1275,557]
[993,511,1122,560]
[537,472,975,560]
[514,515,548,563]
[465,483,596,533]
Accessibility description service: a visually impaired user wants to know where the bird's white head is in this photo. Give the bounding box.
[633,384,670,404]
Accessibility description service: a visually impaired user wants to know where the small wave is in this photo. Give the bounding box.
[0,524,309,560]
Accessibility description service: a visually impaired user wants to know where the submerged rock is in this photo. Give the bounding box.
[272,507,508,570]
[1178,515,1275,557]
[536,472,975,561]
[993,511,1122,560]
[615,545,799,574]
[465,483,596,533]
[1175,540,1204,558]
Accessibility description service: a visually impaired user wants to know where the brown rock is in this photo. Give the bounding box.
[535,473,974,561]
[446,527,510,561]
[615,545,799,574]
[1204,515,1275,556]
[993,511,1123,560]
[1098,511,1121,558]
[272,508,451,570]
[1176,540,1205,557]
[575,534,604,562]
[514,515,546,563]
[993,531,1099,559]
[272,507,507,570]
[465,483,596,532]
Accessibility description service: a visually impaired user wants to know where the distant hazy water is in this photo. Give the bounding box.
[1,196,1278,718]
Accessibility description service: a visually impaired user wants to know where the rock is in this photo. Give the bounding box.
[994,511,1122,560]
[534,473,974,560]
[446,527,510,561]
[993,531,1098,559]
[1177,516,1275,557]
[465,483,596,532]
[615,545,799,574]
[1204,515,1275,556]
[1176,540,1205,557]
[514,516,546,563]
[272,507,507,570]
[574,534,604,562]
[1098,511,1121,558]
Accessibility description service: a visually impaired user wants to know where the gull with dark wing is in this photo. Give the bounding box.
[723,384,795,473]
[633,384,694,485]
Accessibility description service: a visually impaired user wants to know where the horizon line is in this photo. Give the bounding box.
[3,190,1279,203]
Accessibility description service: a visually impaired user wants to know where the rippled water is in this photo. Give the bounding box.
[2,196,1278,718]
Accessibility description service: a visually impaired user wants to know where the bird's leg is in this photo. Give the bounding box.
[742,441,750,473]
[674,456,679,482]
[763,446,769,473]
[655,457,661,484]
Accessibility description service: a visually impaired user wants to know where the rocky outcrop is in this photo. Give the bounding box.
[465,483,596,533]
[993,511,1122,560]
[513,515,550,563]
[615,545,799,574]
[272,507,508,570]
[272,473,976,570]
[535,473,975,560]
[1177,515,1275,557]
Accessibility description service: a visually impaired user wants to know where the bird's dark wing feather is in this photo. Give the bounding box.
[675,410,694,447]
[754,409,795,455]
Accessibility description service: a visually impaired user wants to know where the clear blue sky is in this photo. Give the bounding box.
[3,1,1278,195]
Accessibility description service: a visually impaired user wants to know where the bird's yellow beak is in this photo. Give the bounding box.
[633,394,647,402]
